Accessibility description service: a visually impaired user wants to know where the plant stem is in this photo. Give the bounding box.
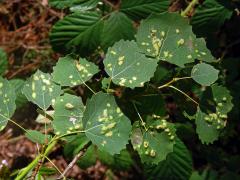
[57,141,92,179]
[8,119,27,133]
[44,155,64,178]
[158,77,191,89]
[102,0,115,9]
[181,0,199,17]
[53,130,85,142]
[83,82,96,94]
[107,79,112,93]
[168,85,199,105]
[133,102,148,131]
[16,141,57,180]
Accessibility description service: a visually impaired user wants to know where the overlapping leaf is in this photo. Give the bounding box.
[0,48,7,75]
[131,120,176,164]
[0,77,16,131]
[52,56,98,87]
[144,138,193,180]
[53,93,85,135]
[50,11,103,55]
[136,13,215,67]
[22,70,62,110]
[120,0,170,20]
[191,0,232,36]
[9,79,28,108]
[101,12,135,49]
[104,40,158,88]
[191,63,219,86]
[82,92,131,155]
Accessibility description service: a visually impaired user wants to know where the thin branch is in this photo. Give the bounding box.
[181,0,199,17]
[168,85,199,105]
[132,102,148,131]
[16,141,57,180]
[102,0,115,9]
[57,141,92,179]
[158,77,191,89]
[44,155,64,178]
[8,119,27,133]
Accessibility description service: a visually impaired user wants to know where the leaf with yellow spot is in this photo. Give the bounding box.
[83,92,132,155]
[136,12,216,67]
[22,70,62,110]
[211,84,233,115]
[144,138,193,180]
[194,85,233,144]
[104,40,158,88]
[0,77,16,131]
[53,93,85,135]
[195,108,220,144]
[131,120,176,164]
[52,56,99,87]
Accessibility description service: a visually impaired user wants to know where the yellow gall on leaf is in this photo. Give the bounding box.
[143,141,149,148]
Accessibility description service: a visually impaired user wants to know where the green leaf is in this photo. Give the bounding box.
[144,138,193,180]
[39,167,57,176]
[0,77,16,131]
[22,70,62,110]
[101,12,135,49]
[53,93,85,135]
[9,79,28,108]
[0,48,8,75]
[189,171,204,180]
[52,56,98,87]
[50,11,103,55]
[49,0,99,10]
[70,0,99,12]
[196,84,234,132]
[83,92,132,155]
[131,120,175,164]
[120,0,170,20]
[25,130,51,144]
[136,12,215,67]
[195,108,220,144]
[104,40,158,88]
[49,0,76,9]
[191,0,232,36]
[191,63,219,86]
[211,84,233,115]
